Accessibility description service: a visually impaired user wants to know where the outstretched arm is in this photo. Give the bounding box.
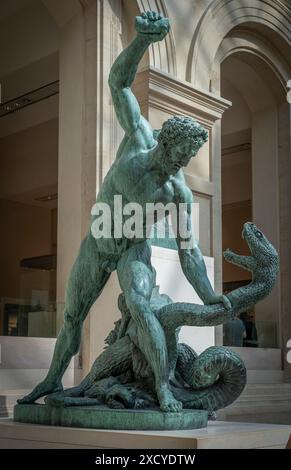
[173,180,231,309]
[108,11,169,136]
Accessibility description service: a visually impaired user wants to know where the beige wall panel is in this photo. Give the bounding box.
[0,200,52,302]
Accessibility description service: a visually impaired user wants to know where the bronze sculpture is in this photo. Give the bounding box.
[15,12,279,430]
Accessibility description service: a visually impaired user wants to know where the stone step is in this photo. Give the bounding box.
[247,370,284,383]
[224,402,291,412]
[0,419,290,449]
[0,390,29,417]
[216,380,291,425]
[235,384,291,404]
[239,398,291,404]
[0,390,43,417]
[240,390,291,396]
[237,393,291,401]
[229,348,282,371]
[217,383,291,425]
[244,383,291,392]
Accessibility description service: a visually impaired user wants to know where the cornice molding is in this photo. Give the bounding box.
[137,67,232,127]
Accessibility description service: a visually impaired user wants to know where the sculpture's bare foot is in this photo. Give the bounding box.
[17,379,63,404]
[157,384,183,413]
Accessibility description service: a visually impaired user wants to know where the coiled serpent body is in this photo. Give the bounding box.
[46,222,278,412]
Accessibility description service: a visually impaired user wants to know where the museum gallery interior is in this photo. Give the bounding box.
[0,0,291,450]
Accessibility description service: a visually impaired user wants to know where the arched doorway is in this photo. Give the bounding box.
[187,1,291,382]
[221,51,282,350]
[217,35,290,388]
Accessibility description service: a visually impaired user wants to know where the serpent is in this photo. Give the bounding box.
[46,222,279,412]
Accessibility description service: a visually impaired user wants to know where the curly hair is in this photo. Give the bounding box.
[157,116,208,151]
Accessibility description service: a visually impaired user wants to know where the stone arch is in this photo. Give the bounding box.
[136,0,177,75]
[187,0,291,88]
[211,30,290,102]
[217,26,291,350]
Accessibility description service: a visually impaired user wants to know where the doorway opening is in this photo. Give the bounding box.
[221,53,280,349]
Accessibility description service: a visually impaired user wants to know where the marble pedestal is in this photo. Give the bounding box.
[1,418,291,448]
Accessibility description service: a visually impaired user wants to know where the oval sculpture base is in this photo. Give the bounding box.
[14,404,208,431]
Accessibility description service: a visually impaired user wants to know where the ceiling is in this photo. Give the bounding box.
[6,184,58,209]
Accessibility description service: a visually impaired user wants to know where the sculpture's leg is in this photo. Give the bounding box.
[117,241,182,413]
[18,234,110,404]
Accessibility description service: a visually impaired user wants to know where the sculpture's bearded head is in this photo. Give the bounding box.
[156,116,208,175]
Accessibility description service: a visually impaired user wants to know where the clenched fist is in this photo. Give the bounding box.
[135,11,170,43]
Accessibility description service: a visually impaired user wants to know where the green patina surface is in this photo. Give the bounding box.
[14,404,208,431]
[15,11,279,430]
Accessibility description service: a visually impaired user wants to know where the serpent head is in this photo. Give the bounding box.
[242,222,278,269]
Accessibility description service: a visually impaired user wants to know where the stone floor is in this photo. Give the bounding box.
[0,418,290,449]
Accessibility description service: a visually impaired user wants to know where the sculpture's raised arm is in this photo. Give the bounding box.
[108,11,169,137]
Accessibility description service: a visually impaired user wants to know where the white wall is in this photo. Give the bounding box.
[152,247,215,355]
[0,337,74,390]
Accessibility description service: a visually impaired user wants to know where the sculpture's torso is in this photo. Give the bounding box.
[92,129,192,257]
